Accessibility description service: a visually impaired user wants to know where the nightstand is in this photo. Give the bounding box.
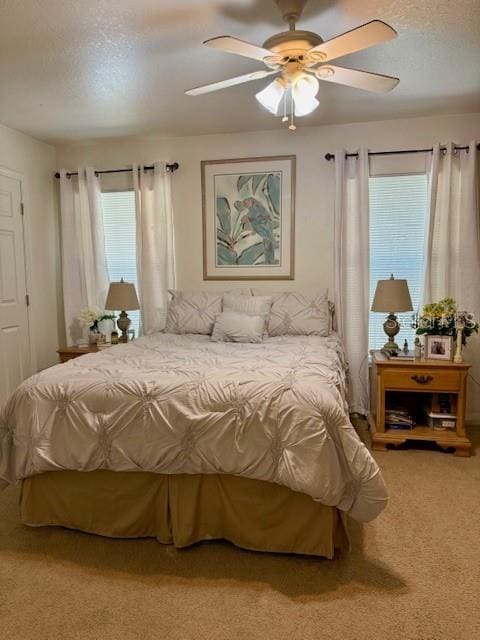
[57,345,98,363]
[368,350,471,457]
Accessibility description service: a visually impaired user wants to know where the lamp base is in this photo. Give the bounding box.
[382,313,400,353]
[381,341,400,354]
[117,310,131,343]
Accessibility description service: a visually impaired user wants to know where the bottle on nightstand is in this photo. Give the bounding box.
[414,337,422,359]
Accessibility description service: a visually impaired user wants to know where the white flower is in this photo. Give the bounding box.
[78,306,103,328]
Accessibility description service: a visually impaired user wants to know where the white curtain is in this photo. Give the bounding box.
[133,162,176,334]
[59,167,109,343]
[423,140,480,415]
[334,149,370,414]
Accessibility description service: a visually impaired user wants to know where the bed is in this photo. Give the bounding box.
[0,332,388,557]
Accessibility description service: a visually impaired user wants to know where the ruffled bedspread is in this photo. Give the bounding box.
[0,333,388,522]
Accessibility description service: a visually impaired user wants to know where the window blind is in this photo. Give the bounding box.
[101,191,140,335]
[369,174,428,351]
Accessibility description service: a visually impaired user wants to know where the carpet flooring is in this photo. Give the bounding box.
[1,424,479,640]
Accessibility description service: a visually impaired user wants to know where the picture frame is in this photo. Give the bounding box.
[425,335,453,360]
[201,155,296,280]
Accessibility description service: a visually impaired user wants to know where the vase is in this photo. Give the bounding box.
[88,329,99,345]
[453,327,464,363]
[98,319,115,342]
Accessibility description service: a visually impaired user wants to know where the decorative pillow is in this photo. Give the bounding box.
[222,293,272,325]
[165,290,222,334]
[211,312,265,343]
[267,291,329,336]
[224,289,253,296]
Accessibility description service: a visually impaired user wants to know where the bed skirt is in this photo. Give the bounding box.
[20,471,350,558]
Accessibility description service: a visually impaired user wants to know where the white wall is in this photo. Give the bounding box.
[57,112,480,297]
[0,123,62,371]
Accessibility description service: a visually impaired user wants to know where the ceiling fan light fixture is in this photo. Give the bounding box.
[292,73,319,116]
[255,78,285,114]
[294,95,319,117]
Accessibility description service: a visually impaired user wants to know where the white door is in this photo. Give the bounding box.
[0,172,31,408]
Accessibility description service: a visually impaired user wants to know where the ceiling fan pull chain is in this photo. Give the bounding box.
[282,92,288,122]
[289,91,296,131]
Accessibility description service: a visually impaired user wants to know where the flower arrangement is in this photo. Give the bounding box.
[78,306,102,330]
[78,307,116,331]
[413,298,478,345]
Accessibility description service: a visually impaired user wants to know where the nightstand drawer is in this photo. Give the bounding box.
[382,369,461,391]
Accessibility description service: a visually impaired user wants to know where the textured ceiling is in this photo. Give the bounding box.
[0,0,479,143]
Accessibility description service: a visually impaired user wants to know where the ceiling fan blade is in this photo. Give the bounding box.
[314,65,399,93]
[309,20,397,63]
[185,70,278,96]
[204,36,275,62]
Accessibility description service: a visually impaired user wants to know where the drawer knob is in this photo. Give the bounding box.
[411,374,433,384]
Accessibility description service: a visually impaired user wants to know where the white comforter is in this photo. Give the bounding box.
[0,333,388,522]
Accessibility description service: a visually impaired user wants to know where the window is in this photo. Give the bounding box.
[369,174,428,350]
[101,191,140,335]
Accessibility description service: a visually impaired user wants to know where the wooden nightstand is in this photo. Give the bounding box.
[368,350,471,457]
[57,345,98,363]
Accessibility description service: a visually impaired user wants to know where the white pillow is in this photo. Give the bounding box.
[224,289,253,296]
[165,290,222,335]
[222,293,272,325]
[211,312,265,343]
[267,291,329,336]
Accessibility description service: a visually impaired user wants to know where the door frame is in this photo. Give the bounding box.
[0,164,37,376]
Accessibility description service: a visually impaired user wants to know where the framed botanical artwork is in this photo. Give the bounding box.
[425,335,453,360]
[201,155,296,280]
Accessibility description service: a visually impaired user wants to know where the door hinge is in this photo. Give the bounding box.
[26,294,30,307]
[20,202,25,216]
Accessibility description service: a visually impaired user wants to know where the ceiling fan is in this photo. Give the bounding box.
[185,0,399,129]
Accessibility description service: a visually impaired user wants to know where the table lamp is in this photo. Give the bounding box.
[371,275,413,353]
[105,279,140,343]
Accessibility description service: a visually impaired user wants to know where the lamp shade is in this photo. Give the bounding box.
[255,78,285,115]
[371,276,413,313]
[105,280,140,311]
[292,74,320,117]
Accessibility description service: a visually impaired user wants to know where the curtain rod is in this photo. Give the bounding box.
[54,163,179,179]
[324,143,480,161]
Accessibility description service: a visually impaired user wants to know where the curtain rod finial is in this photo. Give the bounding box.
[325,153,335,161]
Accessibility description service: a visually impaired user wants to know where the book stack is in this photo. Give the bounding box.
[385,408,415,430]
[384,350,416,361]
[427,412,456,431]
[426,393,457,431]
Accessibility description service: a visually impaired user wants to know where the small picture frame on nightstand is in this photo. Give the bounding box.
[425,335,453,360]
